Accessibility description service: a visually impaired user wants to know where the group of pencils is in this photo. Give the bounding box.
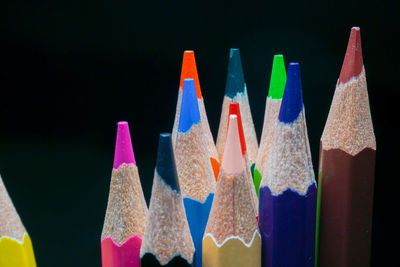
[100,26,376,267]
[0,26,375,267]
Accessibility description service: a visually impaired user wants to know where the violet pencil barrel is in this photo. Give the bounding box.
[259,184,317,267]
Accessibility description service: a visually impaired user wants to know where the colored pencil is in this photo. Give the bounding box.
[228,102,258,215]
[258,63,317,267]
[174,78,216,267]
[203,114,261,267]
[101,122,148,267]
[216,48,258,168]
[140,133,194,266]
[253,55,287,195]
[0,175,36,267]
[316,27,376,267]
[172,50,220,179]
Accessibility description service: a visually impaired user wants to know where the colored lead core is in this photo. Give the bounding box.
[113,121,136,169]
[179,50,202,98]
[338,27,363,84]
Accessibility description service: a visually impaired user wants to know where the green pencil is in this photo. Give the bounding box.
[253,55,287,195]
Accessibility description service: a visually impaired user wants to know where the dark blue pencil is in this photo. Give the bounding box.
[140,133,194,267]
[258,63,317,267]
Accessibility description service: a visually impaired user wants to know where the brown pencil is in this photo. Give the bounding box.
[316,27,376,266]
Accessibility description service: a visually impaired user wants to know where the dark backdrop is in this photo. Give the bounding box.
[3,0,399,266]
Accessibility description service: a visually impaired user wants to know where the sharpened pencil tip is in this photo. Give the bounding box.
[278,63,304,123]
[338,27,363,84]
[179,50,202,98]
[156,133,180,192]
[225,48,245,98]
[178,78,201,133]
[221,115,245,175]
[228,103,246,155]
[268,55,287,99]
[113,121,136,169]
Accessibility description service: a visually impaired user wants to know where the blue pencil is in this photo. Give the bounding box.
[258,63,317,267]
[174,78,216,267]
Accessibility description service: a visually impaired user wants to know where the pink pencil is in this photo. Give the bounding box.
[101,122,148,267]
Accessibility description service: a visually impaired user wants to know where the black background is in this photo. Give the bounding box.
[3,0,399,266]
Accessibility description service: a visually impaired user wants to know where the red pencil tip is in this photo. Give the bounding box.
[228,102,246,155]
[338,27,363,84]
[179,50,202,98]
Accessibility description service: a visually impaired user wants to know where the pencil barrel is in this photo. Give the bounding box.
[141,253,193,267]
[0,233,36,267]
[101,235,141,267]
[259,184,317,267]
[183,194,214,267]
[317,148,375,266]
[202,234,261,267]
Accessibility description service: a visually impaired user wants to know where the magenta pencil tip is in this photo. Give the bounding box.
[113,121,136,169]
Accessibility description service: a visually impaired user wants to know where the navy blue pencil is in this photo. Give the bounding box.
[258,62,317,267]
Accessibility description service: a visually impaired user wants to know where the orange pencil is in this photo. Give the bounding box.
[172,51,220,179]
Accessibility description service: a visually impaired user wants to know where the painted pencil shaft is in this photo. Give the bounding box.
[317,148,375,266]
[141,254,193,267]
[259,185,316,267]
[202,234,261,267]
[101,235,142,267]
[0,175,36,267]
[317,27,376,266]
[259,63,316,267]
[101,122,147,267]
[140,133,194,267]
[0,233,36,267]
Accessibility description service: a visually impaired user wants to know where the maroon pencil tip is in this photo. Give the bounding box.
[338,27,363,84]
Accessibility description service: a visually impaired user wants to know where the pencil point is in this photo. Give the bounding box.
[268,55,287,99]
[221,115,245,175]
[113,121,136,169]
[178,78,201,132]
[225,48,245,98]
[278,63,303,123]
[156,133,180,192]
[338,27,363,84]
[228,103,246,155]
[179,50,202,98]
